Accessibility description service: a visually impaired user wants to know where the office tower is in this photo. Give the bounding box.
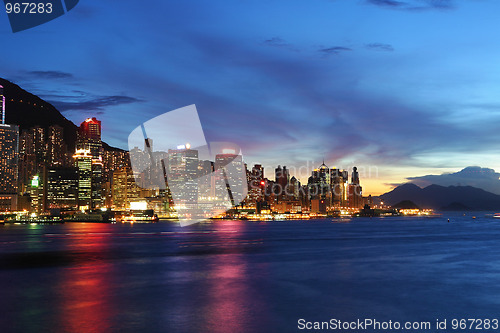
[215,151,245,204]
[0,124,19,211]
[47,125,68,167]
[73,148,92,209]
[91,159,103,209]
[351,166,360,185]
[331,168,348,207]
[288,176,300,199]
[308,162,330,200]
[76,118,104,209]
[274,165,289,200]
[46,167,79,210]
[78,117,102,158]
[102,150,131,183]
[198,159,215,200]
[112,167,142,210]
[0,85,5,124]
[348,167,363,208]
[248,164,264,204]
[167,146,199,205]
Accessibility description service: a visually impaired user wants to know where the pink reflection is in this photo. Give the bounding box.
[202,221,260,333]
[55,224,117,333]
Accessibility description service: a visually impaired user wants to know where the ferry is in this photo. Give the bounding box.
[118,209,159,223]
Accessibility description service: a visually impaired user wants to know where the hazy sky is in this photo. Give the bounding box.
[2,0,500,194]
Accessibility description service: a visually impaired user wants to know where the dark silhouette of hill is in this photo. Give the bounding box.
[380,183,500,211]
[0,77,122,152]
[392,200,420,210]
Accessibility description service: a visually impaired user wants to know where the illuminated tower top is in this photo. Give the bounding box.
[79,117,101,140]
[0,85,5,125]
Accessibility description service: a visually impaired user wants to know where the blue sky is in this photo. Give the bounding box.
[2,0,500,194]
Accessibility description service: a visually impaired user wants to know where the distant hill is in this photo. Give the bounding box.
[392,200,420,210]
[0,77,122,152]
[379,183,500,211]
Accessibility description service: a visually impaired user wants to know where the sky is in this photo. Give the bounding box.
[2,0,500,195]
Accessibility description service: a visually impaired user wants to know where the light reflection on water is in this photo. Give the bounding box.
[1,214,500,332]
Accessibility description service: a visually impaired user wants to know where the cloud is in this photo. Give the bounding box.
[407,166,500,194]
[26,70,74,79]
[48,95,143,112]
[318,46,352,55]
[366,0,455,11]
[365,43,394,51]
[263,37,298,51]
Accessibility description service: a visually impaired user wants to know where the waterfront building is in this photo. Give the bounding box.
[46,167,79,210]
[0,123,19,211]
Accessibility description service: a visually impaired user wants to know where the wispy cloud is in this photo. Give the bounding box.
[48,95,143,112]
[26,70,73,79]
[263,37,298,51]
[366,0,455,11]
[318,46,352,55]
[365,43,394,52]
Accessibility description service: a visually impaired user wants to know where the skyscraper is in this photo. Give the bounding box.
[167,146,199,205]
[46,167,79,211]
[215,151,245,204]
[0,85,5,125]
[73,148,92,210]
[47,125,67,167]
[76,118,104,209]
[248,164,264,204]
[348,167,363,208]
[0,123,19,211]
[78,117,102,159]
[274,165,289,200]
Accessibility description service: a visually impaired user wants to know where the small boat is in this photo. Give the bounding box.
[493,213,500,219]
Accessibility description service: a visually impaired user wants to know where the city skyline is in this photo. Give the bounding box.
[3,0,500,195]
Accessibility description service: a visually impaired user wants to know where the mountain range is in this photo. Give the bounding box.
[379,183,500,211]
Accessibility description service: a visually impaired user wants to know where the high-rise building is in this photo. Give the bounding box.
[248,164,265,204]
[308,162,330,202]
[76,118,104,209]
[331,168,348,207]
[167,146,199,205]
[73,148,92,210]
[46,167,79,211]
[215,152,245,204]
[348,167,363,208]
[0,124,19,211]
[112,167,142,210]
[274,165,289,200]
[47,125,68,167]
[78,117,102,158]
[0,85,5,125]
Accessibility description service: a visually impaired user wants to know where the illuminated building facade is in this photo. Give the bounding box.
[215,151,245,203]
[76,118,104,209]
[331,168,348,207]
[0,123,19,211]
[46,167,79,210]
[73,148,92,209]
[0,85,5,125]
[112,167,142,210]
[248,164,264,204]
[348,167,363,208]
[167,146,199,205]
